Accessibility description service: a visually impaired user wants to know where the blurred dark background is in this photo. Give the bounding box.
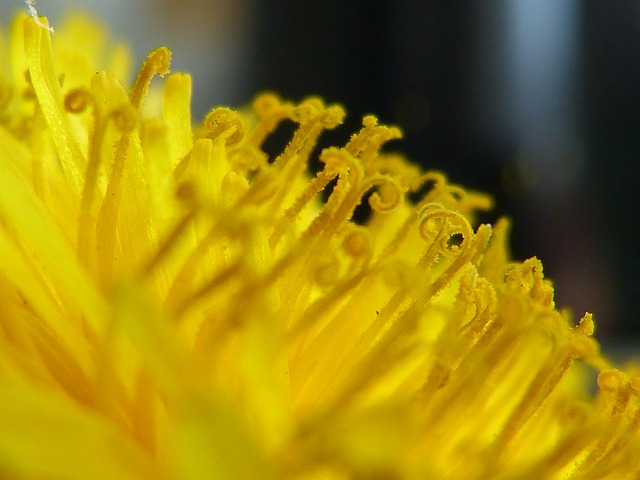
[245,1,640,348]
[3,1,639,346]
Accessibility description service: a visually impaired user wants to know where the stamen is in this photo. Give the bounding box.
[96,47,171,285]
[360,173,404,214]
[203,107,246,146]
[65,88,137,272]
[129,47,171,111]
[341,225,373,274]
[268,167,336,249]
[299,148,364,241]
[246,92,294,148]
[345,115,402,168]
[272,99,344,170]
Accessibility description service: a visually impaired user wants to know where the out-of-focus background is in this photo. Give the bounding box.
[2,1,639,348]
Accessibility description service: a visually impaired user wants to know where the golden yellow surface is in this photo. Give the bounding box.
[0,12,637,479]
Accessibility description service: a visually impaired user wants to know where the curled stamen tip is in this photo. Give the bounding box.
[342,228,372,257]
[147,46,172,76]
[204,107,234,128]
[253,92,282,114]
[64,88,93,113]
[416,202,445,233]
[302,96,325,111]
[290,103,318,123]
[321,105,346,128]
[110,103,138,132]
[204,107,246,145]
[597,369,627,393]
[368,182,402,213]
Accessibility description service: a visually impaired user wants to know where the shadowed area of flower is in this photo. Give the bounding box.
[0,12,639,480]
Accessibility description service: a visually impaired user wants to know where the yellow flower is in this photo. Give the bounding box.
[0,11,639,480]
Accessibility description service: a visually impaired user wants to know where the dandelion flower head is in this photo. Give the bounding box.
[0,11,639,480]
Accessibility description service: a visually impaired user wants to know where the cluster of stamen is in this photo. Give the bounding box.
[2,14,640,479]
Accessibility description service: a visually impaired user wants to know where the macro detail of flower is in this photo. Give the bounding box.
[1,11,639,479]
